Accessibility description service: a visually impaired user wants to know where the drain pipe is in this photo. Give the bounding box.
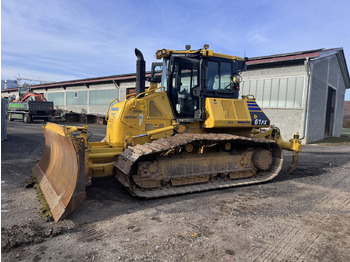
[300,57,312,140]
[135,48,146,95]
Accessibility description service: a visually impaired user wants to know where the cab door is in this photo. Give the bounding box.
[168,57,200,120]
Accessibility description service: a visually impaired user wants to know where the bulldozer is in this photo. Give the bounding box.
[32,45,302,221]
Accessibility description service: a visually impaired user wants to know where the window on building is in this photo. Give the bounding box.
[89,90,119,105]
[47,92,64,105]
[66,91,87,105]
[127,88,136,96]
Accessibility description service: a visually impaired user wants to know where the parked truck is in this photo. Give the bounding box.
[8,87,54,123]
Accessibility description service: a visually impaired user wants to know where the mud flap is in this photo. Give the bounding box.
[32,126,86,222]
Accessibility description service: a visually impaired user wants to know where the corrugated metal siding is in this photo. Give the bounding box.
[89,90,118,105]
[66,91,87,105]
[47,92,65,105]
[241,76,304,108]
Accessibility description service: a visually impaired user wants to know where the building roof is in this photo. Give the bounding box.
[247,48,350,89]
[1,72,141,93]
[247,48,324,64]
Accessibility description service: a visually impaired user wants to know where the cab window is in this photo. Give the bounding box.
[207,60,232,91]
[221,62,232,90]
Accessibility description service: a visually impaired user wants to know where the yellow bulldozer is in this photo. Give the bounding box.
[32,45,302,221]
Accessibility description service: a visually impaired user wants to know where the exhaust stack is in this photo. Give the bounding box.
[135,48,145,95]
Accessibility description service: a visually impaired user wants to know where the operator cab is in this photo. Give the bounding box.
[152,45,246,122]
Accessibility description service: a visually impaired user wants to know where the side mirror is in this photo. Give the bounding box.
[148,62,163,83]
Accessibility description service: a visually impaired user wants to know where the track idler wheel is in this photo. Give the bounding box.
[252,148,273,171]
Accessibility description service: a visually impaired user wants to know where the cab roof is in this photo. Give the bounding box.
[155,48,245,61]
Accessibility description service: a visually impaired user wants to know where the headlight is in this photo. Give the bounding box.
[232,75,242,83]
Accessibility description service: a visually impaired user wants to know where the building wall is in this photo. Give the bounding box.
[332,58,347,136]
[1,80,19,90]
[263,108,304,138]
[119,81,137,101]
[242,55,348,143]
[241,63,308,142]
[344,101,350,119]
[307,55,347,142]
[38,82,120,115]
[1,78,150,115]
[37,80,151,115]
[344,101,350,128]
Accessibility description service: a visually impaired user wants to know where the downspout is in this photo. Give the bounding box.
[300,57,312,140]
[135,48,146,95]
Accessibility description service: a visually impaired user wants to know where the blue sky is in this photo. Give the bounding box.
[1,0,350,100]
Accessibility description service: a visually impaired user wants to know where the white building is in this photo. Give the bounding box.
[241,48,349,143]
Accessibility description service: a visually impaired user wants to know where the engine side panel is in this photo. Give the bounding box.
[203,97,270,128]
[106,90,175,147]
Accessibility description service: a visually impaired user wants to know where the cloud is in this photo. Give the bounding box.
[246,32,268,45]
[2,66,80,83]
[2,0,141,79]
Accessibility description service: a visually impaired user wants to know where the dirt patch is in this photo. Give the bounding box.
[2,122,350,261]
[1,222,63,252]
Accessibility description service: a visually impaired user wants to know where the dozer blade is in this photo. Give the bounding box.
[32,124,86,221]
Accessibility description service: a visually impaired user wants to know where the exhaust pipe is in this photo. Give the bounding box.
[135,48,145,95]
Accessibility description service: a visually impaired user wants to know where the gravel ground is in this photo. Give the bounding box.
[1,120,350,262]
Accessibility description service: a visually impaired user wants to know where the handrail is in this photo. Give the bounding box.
[125,93,136,100]
[105,97,120,121]
[135,86,165,100]
[125,86,165,103]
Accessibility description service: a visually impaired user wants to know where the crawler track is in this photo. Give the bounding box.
[115,133,283,198]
